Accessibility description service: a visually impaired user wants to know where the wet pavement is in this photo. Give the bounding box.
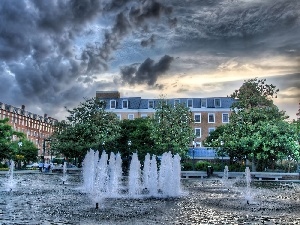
[0,173,299,224]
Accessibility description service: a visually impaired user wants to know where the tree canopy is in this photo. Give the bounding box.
[0,118,25,161]
[150,99,194,158]
[112,118,155,161]
[205,78,299,171]
[51,98,121,164]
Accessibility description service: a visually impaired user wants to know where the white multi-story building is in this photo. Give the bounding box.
[96,91,235,147]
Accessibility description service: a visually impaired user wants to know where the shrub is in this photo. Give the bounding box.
[195,161,211,171]
[211,163,223,172]
[0,163,8,168]
[228,163,246,172]
[181,161,193,171]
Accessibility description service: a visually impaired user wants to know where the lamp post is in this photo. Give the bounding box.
[127,140,132,172]
[220,141,224,168]
[192,140,195,171]
[18,141,22,169]
[42,138,52,164]
[102,141,105,152]
[128,140,132,152]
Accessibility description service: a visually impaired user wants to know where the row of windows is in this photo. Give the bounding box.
[194,113,229,123]
[0,110,55,124]
[194,127,216,138]
[13,127,50,138]
[116,113,229,123]
[0,114,51,131]
[110,98,222,109]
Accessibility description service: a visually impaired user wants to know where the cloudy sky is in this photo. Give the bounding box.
[0,0,299,121]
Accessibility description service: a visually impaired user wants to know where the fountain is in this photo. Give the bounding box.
[244,166,254,204]
[1,153,300,224]
[223,165,229,180]
[220,165,232,190]
[5,160,16,191]
[61,161,68,184]
[81,149,183,208]
[148,154,158,196]
[128,152,142,197]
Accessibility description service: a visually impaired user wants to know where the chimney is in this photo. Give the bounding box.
[44,114,48,118]
[21,105,25,110]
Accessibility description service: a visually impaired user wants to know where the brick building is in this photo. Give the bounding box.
[0,102,57,160]
[96,91,235,147]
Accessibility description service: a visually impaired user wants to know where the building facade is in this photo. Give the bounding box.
[0,102,57,160]
[96,91,235,147]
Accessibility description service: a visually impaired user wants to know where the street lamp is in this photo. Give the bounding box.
[128,140,132,154]
[192,140,195,171]
[18,141,22,169]
[220,141,224,168]
[127,140,132,172]
[102,141,105,152]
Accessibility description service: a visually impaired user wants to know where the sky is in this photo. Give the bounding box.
[0,0,299,121]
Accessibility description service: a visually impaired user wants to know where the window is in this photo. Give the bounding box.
[208,127,215,135]
[128,114,134,120]
[141,114,148,118]
[116,114,121,120]
[201,99,207,108]
[208,113,215,123]
[187,99,193,108]
[110,100,116,109]
[222,113,229,123]
[148,100,154,109]
[214,98,221,107]
[174,99,180,106]
[195,128,201,138]
[194,113,201,123]
[122,100,128,109]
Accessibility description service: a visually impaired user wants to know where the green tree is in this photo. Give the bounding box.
[51,98,121,165]
[150,99,194,158]
[205,78,299,171]
[0,118,25,161]
[11,139,38,169]
[230,78,279,109]
[114,118,155,161]
[294,102,300,145]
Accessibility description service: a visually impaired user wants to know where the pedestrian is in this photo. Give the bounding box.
[44,162,49,172]
[38,162,43,172]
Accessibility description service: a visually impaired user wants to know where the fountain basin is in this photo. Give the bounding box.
[1,173,299,224]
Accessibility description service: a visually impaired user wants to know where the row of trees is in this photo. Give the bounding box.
[204,78,299,171]
[51,98,194,166]
[1,78,299,172]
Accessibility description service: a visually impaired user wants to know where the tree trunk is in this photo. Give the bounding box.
[251,157,256,172]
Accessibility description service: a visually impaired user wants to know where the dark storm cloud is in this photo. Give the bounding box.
[0,0,174,119]
[80,12,132,73]
[129,1,172,26]
[120,55,174,86]
[81,0,174,73]
[1,0,298,121]
[141,35,155,47]
[182,0,299,38]
[169,0,300,58]
[0,0,103,115]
